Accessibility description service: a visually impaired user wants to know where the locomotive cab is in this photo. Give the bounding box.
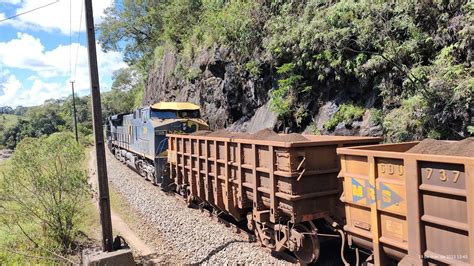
[148,102,209,186]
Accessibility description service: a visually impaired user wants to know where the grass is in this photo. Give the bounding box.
[80,148,101,241]
[0,147,100,264]
[82,147,138,239]
[0,159,46,264]
[79,200,101,243]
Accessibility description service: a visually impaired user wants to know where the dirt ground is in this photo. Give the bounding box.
[87,149,159,263]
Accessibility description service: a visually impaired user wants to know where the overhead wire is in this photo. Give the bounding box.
[0,0,59,23]
[69,0,72,81]
[73,0,84,80]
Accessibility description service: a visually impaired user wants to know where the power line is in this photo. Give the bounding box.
[0,0,59,23]
[69,0,72,80]
[73,0,84,79]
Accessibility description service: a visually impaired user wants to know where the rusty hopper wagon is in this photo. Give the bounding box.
[167,132,381,263]
[337,142,474,265]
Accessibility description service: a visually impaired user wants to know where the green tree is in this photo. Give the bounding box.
[101,67,145,119]
[0,101,66,149]
[0,133,89,253]
[98,0,166,68]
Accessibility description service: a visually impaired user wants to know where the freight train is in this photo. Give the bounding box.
[105,102,209,186]
[107,102,474,265]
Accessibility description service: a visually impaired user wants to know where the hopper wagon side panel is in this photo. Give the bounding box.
[168,134,380,224]
[338,142,474,265]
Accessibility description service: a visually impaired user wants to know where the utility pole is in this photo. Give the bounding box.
[70,80,79,142]
[84,0,114,252]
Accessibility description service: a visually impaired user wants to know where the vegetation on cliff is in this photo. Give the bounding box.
[99,0,472,141]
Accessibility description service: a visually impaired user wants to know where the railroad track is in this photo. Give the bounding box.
[165,190,300,263]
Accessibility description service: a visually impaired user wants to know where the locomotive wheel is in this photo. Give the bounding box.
[292,223,320,264]
[150,173,157,185]
[137,162,146,178]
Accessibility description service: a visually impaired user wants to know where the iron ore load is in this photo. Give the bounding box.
[337,138,474,265]
[167,129,381,263]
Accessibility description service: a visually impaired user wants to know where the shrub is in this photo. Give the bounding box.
[185,67,202,81]
[294,106,308,127]
[370,108,383,125]
[245,59,261,77]
[270,86,291,119]
[0,132,90,253]
[323,104,365,131]
[383,95,428,142]
[305,122,321,135]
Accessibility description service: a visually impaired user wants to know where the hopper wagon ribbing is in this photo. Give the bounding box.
[337,142,474,265]
[167,133,381,263]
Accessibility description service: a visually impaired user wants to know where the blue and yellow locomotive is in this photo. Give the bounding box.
[106,102,209,186]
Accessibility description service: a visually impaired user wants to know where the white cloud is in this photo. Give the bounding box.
[0,13,5,20]
[0,0,21,4]
[5,0,113,34]
[0,33,127,107]
[0,71,76,107]
[0,78,67,107]
[0,33,46,71]
[0,69,22,105]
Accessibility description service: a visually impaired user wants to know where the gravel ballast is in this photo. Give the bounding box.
[106,150,293,264]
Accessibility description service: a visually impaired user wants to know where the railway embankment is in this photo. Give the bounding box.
[105,149,292,264]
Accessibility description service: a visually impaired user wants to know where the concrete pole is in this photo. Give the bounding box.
[84,0,114,252]
[70,80,79,142]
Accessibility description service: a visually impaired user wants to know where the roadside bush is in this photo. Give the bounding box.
[0,132,90,255]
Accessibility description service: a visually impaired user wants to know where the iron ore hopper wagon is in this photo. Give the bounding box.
[337,140,474,265]
[167,131,381,263]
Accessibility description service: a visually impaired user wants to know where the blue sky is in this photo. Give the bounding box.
[0,0,126,107]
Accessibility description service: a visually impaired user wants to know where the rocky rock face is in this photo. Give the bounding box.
[329,110,383,137]
[226,102,277,133]
[144,48,271,130]
[144,47,382,137]
[302,100,383,137]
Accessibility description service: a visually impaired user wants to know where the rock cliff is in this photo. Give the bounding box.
[143,47,382,137]
[144,47,271,131]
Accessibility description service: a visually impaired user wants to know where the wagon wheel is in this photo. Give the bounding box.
[149,172,156,185]
[292,223,320,264]
[137,162,146,178]
[186,195,193,207]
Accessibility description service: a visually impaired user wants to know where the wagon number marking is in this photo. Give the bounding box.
[425,168,460,183]
[380,163,404,176]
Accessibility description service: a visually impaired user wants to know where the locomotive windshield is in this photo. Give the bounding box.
[150,109,200,119]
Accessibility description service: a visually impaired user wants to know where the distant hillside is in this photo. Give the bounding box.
[0,114,20,129]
